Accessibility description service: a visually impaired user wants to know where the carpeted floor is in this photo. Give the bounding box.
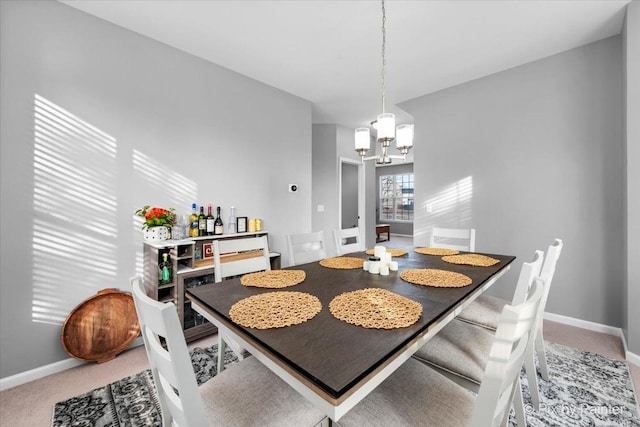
[50,341,639,427]
[512,342,640,426]
[52,344,239,427]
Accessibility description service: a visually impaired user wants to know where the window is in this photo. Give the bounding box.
[379,173,414,221]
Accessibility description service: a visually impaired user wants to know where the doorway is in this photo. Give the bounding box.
[341,162,358,229]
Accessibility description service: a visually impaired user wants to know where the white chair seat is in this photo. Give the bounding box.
[200,356,326,427]
[338,358,474,427]
[412,319,495,389]
[455,294,505,330]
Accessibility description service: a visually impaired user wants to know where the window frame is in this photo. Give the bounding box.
[379,172,414,222]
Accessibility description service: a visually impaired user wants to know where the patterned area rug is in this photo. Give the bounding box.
[52,345,238,427]
[509,341,640,426]
[52,342,640,426]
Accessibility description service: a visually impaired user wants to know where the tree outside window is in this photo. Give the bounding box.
[380,173,414,221]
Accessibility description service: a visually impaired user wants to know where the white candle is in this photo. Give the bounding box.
[389,261,399,271]
[369,261,380,274]
[380,265,390,276]
[374,245,386,258]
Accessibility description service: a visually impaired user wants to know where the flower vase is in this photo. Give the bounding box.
[144,226,170,242]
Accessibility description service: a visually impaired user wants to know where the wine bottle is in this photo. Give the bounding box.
[189,203,199,237]
[227,206,237,234]
[214,206,224,235]
[198,206,206,236]
[206,203,215,235]
[158,253,172,285]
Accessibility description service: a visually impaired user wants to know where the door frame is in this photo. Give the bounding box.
[338,157,364,231]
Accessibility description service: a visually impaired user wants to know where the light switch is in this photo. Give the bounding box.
[317,205,325,212]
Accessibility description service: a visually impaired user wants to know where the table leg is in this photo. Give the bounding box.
[217,333,227,374]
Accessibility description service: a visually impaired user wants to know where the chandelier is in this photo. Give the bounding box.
[355,0,414,165]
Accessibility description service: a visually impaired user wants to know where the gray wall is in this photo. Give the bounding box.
[312,124,376,255]
[312,124,340,255]
[400,36,624,328]
[0,1,312,378]
[623,1,640,355]
[376,163,415,236]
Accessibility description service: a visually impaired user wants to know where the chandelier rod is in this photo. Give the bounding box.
[381,0,387,115]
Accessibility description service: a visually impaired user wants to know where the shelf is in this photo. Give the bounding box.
[143,232,272,343]
[188,231,269,241]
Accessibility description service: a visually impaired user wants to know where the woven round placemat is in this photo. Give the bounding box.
[400,269,472,288]
[329,288,422,329]
[365,248,408,257]
[414,247,460,256]
[229,291,322,329]
[240,270,306,289]
[442,254,500,267]
[319,257,364,269]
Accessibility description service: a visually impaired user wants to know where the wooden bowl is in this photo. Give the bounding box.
[61,288,141,363]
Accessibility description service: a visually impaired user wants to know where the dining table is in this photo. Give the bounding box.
[186,248,515,423]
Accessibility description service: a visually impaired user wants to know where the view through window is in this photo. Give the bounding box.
[380,173,414,221]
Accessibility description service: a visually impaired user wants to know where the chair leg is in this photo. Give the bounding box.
[535,328,550,381]
[514,377,528,427]
[524,341,541,410]
[217,333,227,374]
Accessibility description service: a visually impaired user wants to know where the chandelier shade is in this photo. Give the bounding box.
[377,113,396,141]
[355,128,371,152]
[396,124,414,151]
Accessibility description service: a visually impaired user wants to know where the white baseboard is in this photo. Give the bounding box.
[543,312,623,336]
[543,312,640,366]
[627,350,640,367]
[0,337,144,392]
[0,357,84,392]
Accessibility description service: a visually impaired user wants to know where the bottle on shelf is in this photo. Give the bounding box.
[227,206,237,234]
[214,206,224,235]
[206,203,215,235]
[198,206,206,236]
[158,253,172,285]
[189,203,199,237]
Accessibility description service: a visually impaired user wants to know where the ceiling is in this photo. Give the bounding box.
[60,0,629,130]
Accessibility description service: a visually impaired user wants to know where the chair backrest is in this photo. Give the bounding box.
[213,235,271,282]
[333,227,364,256]
[286,231,327,266]
[510,250,545,305]
[130,276,208,427]
[535,238,563,327]
[539,239,562,308]
[429,227,476,252]
[470,276,545,426]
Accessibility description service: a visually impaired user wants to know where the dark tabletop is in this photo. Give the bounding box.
[187,250,515,400]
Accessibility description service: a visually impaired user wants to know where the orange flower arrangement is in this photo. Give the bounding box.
[135,205,176,229]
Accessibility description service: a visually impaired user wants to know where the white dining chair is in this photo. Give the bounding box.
[333,226,364,256]
[213,235,271,372]
[286,230,327,266]
[130,276,326,427]
[411,250,545,424]
[339,275,545,427]
[457,238,563,383]
[430,227,476,252]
